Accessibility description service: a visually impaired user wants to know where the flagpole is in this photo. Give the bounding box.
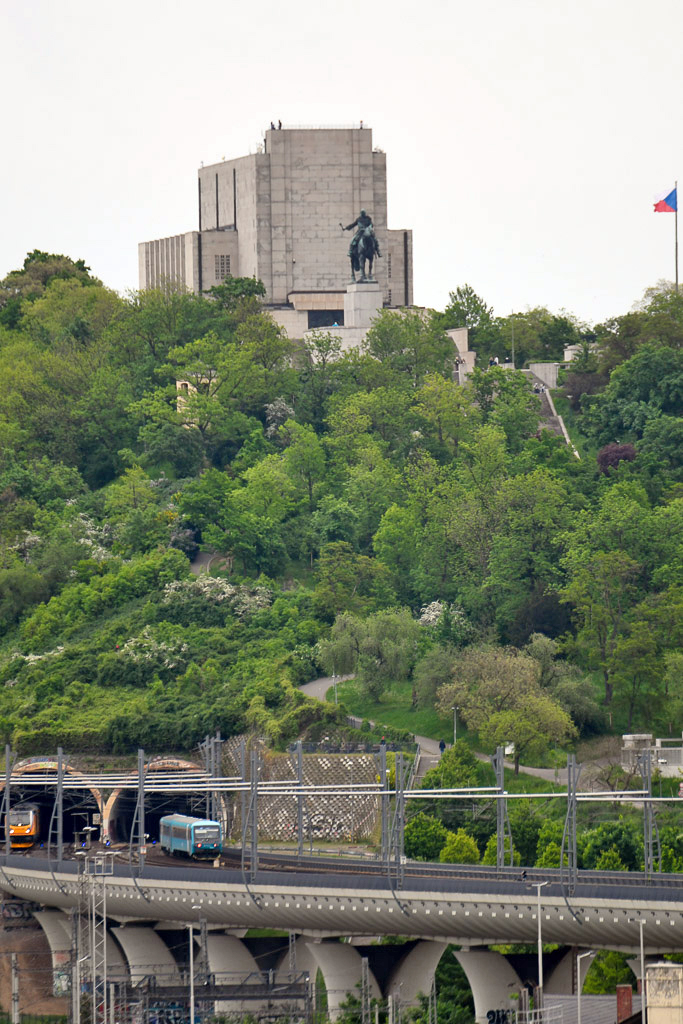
[676,179,679,292]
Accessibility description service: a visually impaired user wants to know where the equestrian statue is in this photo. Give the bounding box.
[341,209,381,282]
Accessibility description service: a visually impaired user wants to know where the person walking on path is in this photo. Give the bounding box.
[439,739,446,757]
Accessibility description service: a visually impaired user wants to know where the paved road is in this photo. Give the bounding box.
[300,676,569,786]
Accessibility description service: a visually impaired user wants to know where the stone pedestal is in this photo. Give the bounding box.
[344,281,383,329]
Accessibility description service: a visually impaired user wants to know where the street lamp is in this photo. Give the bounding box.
[530,881,548,1015]
[629,918,647,1024]
[452,707,458,747]
[576,950,594,1024]
[189,904,201,1024]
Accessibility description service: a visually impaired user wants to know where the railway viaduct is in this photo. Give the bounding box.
[1,852,682,1023]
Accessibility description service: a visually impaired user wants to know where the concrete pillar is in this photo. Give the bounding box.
[33,910,72,991]
[455,950,523,1024]
[344,282,383,328]
[545,948,595,995]
[307,940,381,1019]
[111,926,180,986]
[205,933,264,1014]
[385,940,448,1005]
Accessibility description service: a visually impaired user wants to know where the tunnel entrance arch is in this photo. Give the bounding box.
[0,757,102,848]
[103,757,226,846]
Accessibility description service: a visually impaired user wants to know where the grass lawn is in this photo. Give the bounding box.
[328,678,569,793]
[329,677,451,740]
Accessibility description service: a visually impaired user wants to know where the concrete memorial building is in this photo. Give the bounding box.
[138,124,413,340]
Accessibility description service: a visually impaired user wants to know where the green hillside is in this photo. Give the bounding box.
[0,254,680,769]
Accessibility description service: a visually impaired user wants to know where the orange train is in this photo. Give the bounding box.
[8,803,39,848]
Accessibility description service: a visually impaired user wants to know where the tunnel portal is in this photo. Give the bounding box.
[1,759,102,848]
[105,759,223,845]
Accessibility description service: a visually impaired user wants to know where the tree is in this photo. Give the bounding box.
[420,744,483,791]
[435,645,540,729]
[480,695,576,774]
[439,828,479,864]
[481,832,520,866]
[594,846,627,871]
[364,309,455,385]
[562,549,641,704]
[404,812,448,860]
[413,647,460,710]
[280,420,325,509]
[597,443,637,475]
[465,366,541,452]
[582,344,683,446]
[0,251,99,329]
[413,374,479,457]
[580,820,642,871]
[313,542,395,620]
[319,607,421,701]
[436,645,576,772]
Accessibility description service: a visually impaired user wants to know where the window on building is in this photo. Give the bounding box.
[214,254,231,281]
[387,290,392,306]
[308,310,344,329]
[387,253,392,279]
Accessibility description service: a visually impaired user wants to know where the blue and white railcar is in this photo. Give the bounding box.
[159,814,222,859]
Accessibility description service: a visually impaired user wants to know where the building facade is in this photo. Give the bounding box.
[138,126,413,336]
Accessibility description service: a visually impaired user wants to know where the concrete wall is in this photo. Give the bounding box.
[138,232,198,291]
[648,962,683,1023]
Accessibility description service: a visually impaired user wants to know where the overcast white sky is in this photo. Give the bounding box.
[3,0,683,326]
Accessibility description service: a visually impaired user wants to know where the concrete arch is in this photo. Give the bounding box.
[545,947,596,995]
[103,757,208,842]
[206,933,266,1015]
[455,950,522,1024]
[34,910,128,978]
[206,933,261,980]
[33,910,71,970]
[307,941,381,1019]
[275,936,319,981]
[385,940,448,1004]
[111,926,181,986]
[1,758,103,845]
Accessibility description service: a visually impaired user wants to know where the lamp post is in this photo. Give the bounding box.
[629,917,647,1024]
[638,919,647,1024]
[189,904,202,1024]
[531,881,548,1016]
[576,950,594,1024]
[452,707,457,747]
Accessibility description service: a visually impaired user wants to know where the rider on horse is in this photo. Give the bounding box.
[343,209,381,261]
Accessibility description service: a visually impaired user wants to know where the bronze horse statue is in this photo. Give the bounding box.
[350,226,381,282]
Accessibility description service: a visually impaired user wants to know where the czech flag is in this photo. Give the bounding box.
[654,186,677,213]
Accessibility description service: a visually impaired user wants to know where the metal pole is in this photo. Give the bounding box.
[4,745,11,859]
[676,179,679,293]
[11,952,19,1024]
[452,707,457,747]
[188,924,195,1024]
[137,749,145,871]
[511,313,515,367]
[239,738,246,840]
[533,881,548,1015]
[250,749,259,881]
[71,909,80,1024]
[576,951,593,1024]
[57,746,64,866]
[640,920,647,1024]
[380,742,388,864]
[296,741,304,859]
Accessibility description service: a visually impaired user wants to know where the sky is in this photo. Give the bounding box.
[3,0,683,327]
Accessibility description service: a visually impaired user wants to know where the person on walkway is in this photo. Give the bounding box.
[439,739,446,756]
